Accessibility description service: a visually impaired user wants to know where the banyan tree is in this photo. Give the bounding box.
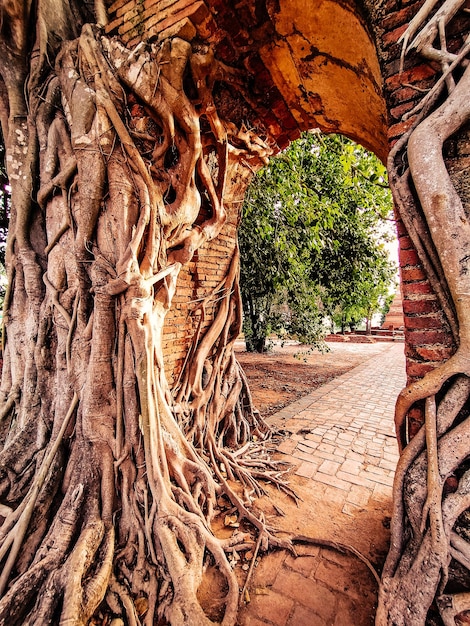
[0,0,470,624]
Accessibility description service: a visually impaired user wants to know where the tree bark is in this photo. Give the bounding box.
[378,2,470,623]
[0,9,285,625]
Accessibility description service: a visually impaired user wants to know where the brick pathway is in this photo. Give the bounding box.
[238,342,406,626]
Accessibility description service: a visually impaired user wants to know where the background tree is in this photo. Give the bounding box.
[238,137,325,351]
[315,215,396,334]
[239,132,396,351]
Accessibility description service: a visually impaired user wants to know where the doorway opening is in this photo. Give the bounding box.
[235,131,403,624]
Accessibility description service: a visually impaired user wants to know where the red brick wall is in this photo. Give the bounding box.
[163,218,239,387]
[106,0,212,47]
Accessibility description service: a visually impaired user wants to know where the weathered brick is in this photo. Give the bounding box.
[259,110,285,138]
[277,134,291,150]
[406,360,441,378]
[405,329,452,346]
[381,4,422,31]
[119,15,142,36]
[144,0,209,36]
[402,298,439,315]
[385,64,437,91]
[404,314,445,330]
[401,268,428,284]
[105,16,126,34]
[414,346,454,362]
[272,570,336,620]
[382,24,408,48]
[122,6,141,21]
[116,0,136,18]
[156,17,198,42]
[142,0,161,10]
[244,588,294,626]
[402,280,434,295]
[399,248,420,266]
[388,118,417,142]
[270,98,299,131]
[390,101,416,121]
[398,235,415,251]
[109,0,130,13]
[288,127,302,141]
[389,86,422,106]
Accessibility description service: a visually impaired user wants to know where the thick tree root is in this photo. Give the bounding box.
[0,22,295,626]
[378,4,470,624]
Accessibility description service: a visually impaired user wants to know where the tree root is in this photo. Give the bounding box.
[394,348,470,450]
[0,22,302,626]
[379,3,470,623]
[293,534,381,586]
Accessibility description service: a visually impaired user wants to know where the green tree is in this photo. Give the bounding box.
[239,136,327,351]
[239,132,396,351]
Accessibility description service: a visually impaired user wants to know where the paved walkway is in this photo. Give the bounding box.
[238,342,407,626]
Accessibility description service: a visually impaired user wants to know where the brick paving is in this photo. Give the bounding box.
[238,342,406,626]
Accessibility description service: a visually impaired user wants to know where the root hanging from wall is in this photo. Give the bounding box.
[0,21,288,626]
[377,3,470,624]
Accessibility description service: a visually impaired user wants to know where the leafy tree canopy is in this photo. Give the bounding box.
[239,131,397,351]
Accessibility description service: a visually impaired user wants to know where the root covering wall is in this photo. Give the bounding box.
[2,1,470,624]
[106,0,468,395]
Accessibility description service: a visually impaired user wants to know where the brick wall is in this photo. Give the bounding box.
[106,0,212,47]
[105,0,302,151]
[163,218,239,387]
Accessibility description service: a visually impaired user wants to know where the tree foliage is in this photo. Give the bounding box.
[239,132,396,351]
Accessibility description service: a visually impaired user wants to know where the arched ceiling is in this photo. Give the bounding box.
[203,0,388,160]
[107,0,388,160]
[259,0,387,157]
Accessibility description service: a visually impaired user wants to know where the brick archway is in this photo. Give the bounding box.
[108,0,388,159]
[106,0,457,392]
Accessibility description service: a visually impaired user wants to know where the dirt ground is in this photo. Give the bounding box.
[235,338,391,419]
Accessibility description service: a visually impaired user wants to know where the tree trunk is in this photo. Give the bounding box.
[242,295,269,353]
[0,8,284,625]
[377,3,470,624]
